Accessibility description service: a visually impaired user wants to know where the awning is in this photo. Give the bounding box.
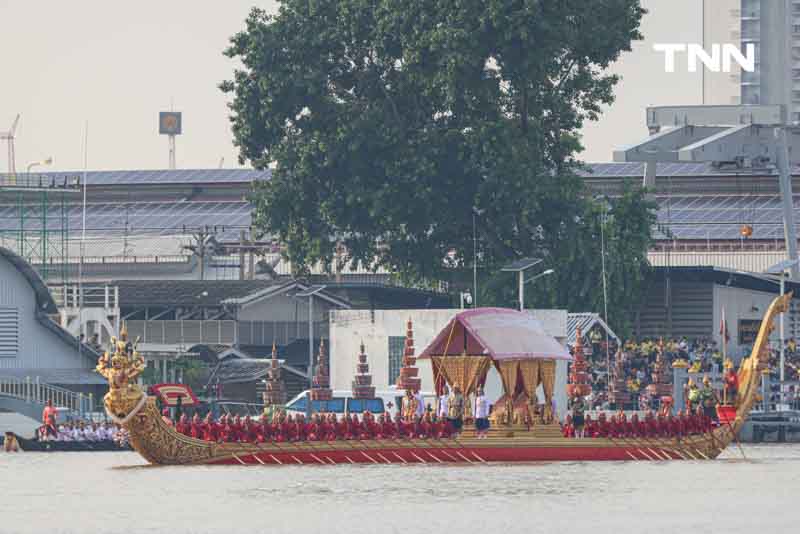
[419,307,571,361]
[566,313,619,345]
[148,383,199,407]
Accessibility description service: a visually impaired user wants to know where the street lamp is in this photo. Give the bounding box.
[472,207,485,307]
[26,157,53,181]
[501,258,545,311]
[765,258,800,410]
[295,285,327,417]
[526,268,555,284]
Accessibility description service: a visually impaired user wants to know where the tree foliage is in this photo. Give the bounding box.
[222,0,651,334]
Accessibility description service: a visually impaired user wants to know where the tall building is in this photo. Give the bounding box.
[702,0,741,106]
[703,0,800,122]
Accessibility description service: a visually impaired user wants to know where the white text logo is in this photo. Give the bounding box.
[653,43,756,73]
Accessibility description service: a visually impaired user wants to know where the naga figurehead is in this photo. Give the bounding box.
[95,325,147,423]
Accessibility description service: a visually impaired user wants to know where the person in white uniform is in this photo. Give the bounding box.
[474,388,490,438]
[437,388,449,419]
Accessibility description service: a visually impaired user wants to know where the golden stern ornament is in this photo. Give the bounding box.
[95,328,146,423]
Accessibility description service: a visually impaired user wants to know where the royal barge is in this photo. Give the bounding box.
[97,294,790,465]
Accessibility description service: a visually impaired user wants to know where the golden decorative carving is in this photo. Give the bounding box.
[96,327,146,421]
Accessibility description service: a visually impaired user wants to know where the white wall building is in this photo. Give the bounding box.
[329,308,570,420]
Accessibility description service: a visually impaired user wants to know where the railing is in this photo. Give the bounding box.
[125,319,328,346]
[50,284,119,309]
[0,375,93,418]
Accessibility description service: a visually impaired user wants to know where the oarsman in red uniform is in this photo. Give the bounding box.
[596,413,609,438]
[306,414,320,441]
[232,415,245,442]
[667,414,680,438]
[322,414,337,441]
[373,414,385,439]
[583,414,595,438]
[259,414,272,442]
[644,411,658,438]
[696,406,713,432]
[190,414,204,439]
[334,415,347,440]
[675,410,687,438]
[628,413,640,438]
[175,414,189,436]
[393,412,407,438]
[274,414,289,442]
[218,415,230,442]
[203,413,219,442]
[349,414,361,440]
[420,413,434,439]
[382,413,396,439]
[609,415,622,438]
[617,412,629,438]
[244,416,259,443]
[563,414,574,438]
[656,414,669,438]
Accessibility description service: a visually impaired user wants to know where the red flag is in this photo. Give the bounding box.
[720,308,730,343]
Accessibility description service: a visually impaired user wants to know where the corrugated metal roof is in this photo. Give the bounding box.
[0,368,106,385]
[566,313,619,345]
[5,168,271,187]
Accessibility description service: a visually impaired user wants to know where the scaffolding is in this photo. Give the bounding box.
[0,173,80,282]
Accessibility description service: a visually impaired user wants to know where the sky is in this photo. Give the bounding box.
[0,0,702,172]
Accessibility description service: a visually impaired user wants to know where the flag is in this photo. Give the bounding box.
[720,308,730,343]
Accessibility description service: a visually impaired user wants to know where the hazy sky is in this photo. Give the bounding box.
[0,0,702,172]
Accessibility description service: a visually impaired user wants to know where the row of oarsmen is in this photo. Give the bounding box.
[563,409,717,439]
[168,411,459,442]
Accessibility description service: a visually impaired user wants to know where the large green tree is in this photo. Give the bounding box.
[222,0,652,335]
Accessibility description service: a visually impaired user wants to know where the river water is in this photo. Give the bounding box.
[1,444,798,534]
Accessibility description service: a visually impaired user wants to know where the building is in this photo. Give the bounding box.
[702,0,800,120]
[329,308,570,420]
[0,247,103,420]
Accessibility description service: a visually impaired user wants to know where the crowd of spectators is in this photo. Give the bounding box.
[42,421,121,443]
[580,327,800,410]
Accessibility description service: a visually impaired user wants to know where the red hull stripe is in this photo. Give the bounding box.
[207,445,684,466]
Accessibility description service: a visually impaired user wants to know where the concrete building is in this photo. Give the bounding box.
[702,0,800,120]
[329,308,570,420]
[635,266,797,357]
[702,0,743,106]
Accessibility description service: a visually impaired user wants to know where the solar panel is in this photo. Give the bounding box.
[501,258,542,272]
[26,169,271,186]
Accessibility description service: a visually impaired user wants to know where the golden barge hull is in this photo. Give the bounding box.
[108,294,790,466]
[125,398,734,466]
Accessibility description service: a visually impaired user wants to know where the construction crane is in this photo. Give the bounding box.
[1,114,20,176]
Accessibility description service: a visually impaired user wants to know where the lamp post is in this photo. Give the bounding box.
[295,285,327,418]
[26,157,53,184]
[501,259,555,311]
[765,258,800,410]
[472,207,484,307]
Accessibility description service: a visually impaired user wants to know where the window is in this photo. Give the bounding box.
[0,307,19,358]
[287,396,346,413]
[388,336,405,385]
[347,398,384,414]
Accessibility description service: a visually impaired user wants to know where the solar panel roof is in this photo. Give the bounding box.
[0,200,253,240]
[501,258,543,272]
[21,168,271,187]
[655,194,799,240]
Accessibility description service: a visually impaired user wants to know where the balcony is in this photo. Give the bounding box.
[125,319,329,347]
